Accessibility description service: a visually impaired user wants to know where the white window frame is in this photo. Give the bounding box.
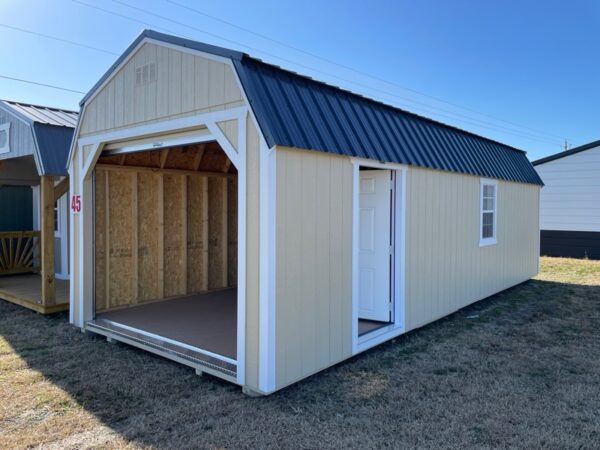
[0,122,10,154]
[479,178,498,247]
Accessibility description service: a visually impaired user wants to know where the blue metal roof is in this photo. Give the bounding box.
[33,123,74,176]
[1,100,76,176]
[234,57,543,186]
[80,30,542,185]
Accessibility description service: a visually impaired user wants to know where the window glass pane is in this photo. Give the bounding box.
[482,212,494,238]
[483,185,494,197]
[483,212,493,226]
[482,224,493,238]
[483,197,494,210]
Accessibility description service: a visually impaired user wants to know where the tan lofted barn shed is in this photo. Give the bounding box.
[69,30,542,395]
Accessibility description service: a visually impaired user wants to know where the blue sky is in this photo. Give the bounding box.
[0,0,598,160]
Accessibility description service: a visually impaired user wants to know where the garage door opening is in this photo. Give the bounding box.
[86,140,239,378]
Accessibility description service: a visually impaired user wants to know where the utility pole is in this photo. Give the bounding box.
[563,139,570,151]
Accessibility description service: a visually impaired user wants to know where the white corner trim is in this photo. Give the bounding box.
[351,161,360,354]
[351,159,407,355]
[479,178,498,247]
[258,139,276,393]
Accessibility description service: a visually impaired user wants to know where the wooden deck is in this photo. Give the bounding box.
[0,274,69,314]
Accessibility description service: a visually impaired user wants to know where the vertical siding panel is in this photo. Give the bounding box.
[84,101,97,136]
[105,79,115,130]
[194,57,209,111]
[122,49,134,126]
[224,65,242,104]
[78,44,243,137]
[168,49,182,117]
[315,155,331,369]
[404,167,539,333]
[133,45,146,124]
[156,45,170,119]
[328,156,343,360]
[181,52,196,113]
[95,90,106,133]
[145,44,157,121]
[0,109,37,160]
[274,150,352,389]
[286,150,303,382]
[424,171,434,323]
[113,71,124,128]
[341,158,353,358]
[275,151,287,386]
[301,152,318,373]
[208,61,226,111]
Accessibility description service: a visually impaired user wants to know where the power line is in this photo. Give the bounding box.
[1,1,555,146]
[72,0,184,37]
[105,0,564,145]
[164,0,567,142]
[0,74,86,94]
[0,23,118,56]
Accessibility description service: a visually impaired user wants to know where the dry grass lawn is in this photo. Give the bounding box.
[1,257,599,449]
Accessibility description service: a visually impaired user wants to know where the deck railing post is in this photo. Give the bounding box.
[40,175,56,306]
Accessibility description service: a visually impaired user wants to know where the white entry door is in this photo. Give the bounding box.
[358,170,392,322]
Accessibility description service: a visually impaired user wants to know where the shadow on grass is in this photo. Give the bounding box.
[1,277,599,449]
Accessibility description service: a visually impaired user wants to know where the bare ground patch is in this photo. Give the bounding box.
[0,257,599,449]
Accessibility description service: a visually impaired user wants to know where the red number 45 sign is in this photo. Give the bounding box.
[71,194,81,213]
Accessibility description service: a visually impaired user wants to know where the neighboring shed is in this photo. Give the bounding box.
[0,100,77,313]
[533,140,600,259]
[69,30,542,395]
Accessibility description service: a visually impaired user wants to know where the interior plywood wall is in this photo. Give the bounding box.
[94,165,237,312]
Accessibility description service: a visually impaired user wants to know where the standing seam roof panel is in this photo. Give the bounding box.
[231,55,543,185]
[337,96,378,161]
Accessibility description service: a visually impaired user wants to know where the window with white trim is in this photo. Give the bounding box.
[0,122,10,154]
[480,179,497,246]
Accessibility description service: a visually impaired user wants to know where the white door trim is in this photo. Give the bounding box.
[351,158,407,354]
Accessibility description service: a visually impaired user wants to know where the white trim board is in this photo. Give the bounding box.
[98,319,237,366]
[479,178,498,247]
[73,112,249,387]
[258,140,276,393]
[351,158,407,355]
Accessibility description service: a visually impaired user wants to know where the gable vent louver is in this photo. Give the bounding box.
[135,62,157,86]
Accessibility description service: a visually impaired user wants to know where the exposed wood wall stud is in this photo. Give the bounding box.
[132,172,139,303]
[157,173,165,298]
[181,174,188,294]
[105,171,110,309]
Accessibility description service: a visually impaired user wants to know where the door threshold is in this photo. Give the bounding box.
[86,319,237,382]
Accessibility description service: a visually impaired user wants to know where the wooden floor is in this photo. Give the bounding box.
[0,274,69,314]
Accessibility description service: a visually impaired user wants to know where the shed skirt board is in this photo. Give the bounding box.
[0,274,69,314]
[540,230,600,259]
[93,288,237,360]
